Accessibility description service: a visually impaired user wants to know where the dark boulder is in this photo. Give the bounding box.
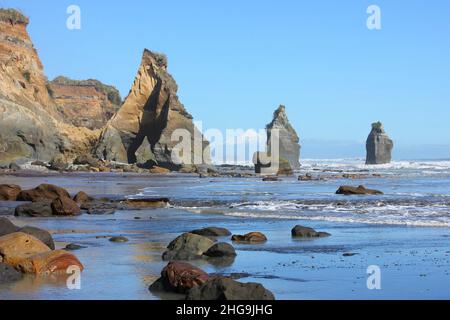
[0,217,19,236]
[15,202,53,217]
[291,225,331,238]
[19,226,55,250]
[0,184,21,201]
[190,227,231,237]
[336,185,383,195]
[73,191,93,205]
[0,262,22,284]
[17,184,71,202]
[51,197,81,216]
[203,243,236,258]
[162,233,214,261]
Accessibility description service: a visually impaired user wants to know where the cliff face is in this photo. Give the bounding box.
[95,49,210,170]
[266,105,301,170]
[366,122,393,165]
[48,76,121,130]
[0,9,99,164]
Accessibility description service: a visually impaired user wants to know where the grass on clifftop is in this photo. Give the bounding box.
[0,8,29,25]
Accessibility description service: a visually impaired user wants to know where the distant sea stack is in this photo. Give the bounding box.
[95,49,210,170]
[48,77,121,130]
[365,122,393,165]
[253,105,301,175]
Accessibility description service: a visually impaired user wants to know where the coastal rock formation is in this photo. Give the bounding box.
[95,49,210,170]
[253,105,300,175]
[366,122,394,165]
[48,76,121,130]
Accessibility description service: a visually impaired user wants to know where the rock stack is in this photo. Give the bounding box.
[366,122,393,165]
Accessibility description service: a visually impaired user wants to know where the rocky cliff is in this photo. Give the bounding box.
[95,49,210,170]
[253,105,301,175]
[366,122,393,165]
[48,76,121,130]
[0,9,99,164]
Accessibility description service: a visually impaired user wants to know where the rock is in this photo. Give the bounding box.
[366,122,394,165]
[0,184,21,201]
[253,105,300,175]
[162,233,215,261]
[95,49,210,170]
[0,217,19,236]
[120,198,169,209]
[19,226,55,250]
[17,184,71,202]
[48,77,121,130]
[186,277,275,300]
[86,202,116,215]
[298,173,313,181]
[343,253,359,257]
[0,262,22,284]
[149,166,171,174]
[231,232,267,243]
[15,202,53,217]
[48,154,69,171]
[16,250,84,275]
[65,243,87,251]
[203,243,237,258]
[9,163,21,170]
[109,236,129,243]
[190,227,231,237]
[150,261,209,294]
[262,176,280,182]
[73,154,99,167]
[51,197,82,216]
[0,232,51,267]
[73,191,93,205]
[336,185,383,195]
[291,225,331,238]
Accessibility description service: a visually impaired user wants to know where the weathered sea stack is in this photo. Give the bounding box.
[95,49,210,171]
[365,122,393,165]
[253,105,300,175]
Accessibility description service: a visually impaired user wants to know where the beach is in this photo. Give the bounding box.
[0,159,449,300]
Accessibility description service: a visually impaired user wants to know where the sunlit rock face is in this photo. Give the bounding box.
[366,122,394,165]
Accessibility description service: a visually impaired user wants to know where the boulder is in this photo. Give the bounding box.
[16,250,84,275]
[203,243,237,258]
[9,163,21,171]
[149,166,171,174]
[231,232,267,243]
[291,225,331,238]
[0,184,21,201]
[48,155,69,171]
[86,202,116,215]
[336,185,383,195]
[109,236,129,243]
[15,202,53,217]
[0,262,23,284]
[0,232,51,267]
[162,233,215,261]
[51,197,81,216]
[190,227,231,237]
[186,277,275,300]
[19,226,55,250]
[0,217,19,236]
[17,184,71,202]
[262,176,280,182]
[73,154,99,167]
[150,261,209,294]
[366,122,394,165]
[120,198,169,209]
[73,191,93,205]
[65,244,87,251]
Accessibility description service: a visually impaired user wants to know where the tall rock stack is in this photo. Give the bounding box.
[95,49,210,170]
[253,105,301,175]
[365,122,393,165]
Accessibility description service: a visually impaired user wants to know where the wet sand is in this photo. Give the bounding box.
[0,173,449,300]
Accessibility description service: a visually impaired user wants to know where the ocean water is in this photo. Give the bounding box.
[134,159,450,228]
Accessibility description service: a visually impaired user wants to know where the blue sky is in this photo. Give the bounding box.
[2,0,450,159]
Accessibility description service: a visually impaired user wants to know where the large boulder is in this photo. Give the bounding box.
[73,191,93,205]
[0,217,19,236]
[19,226,55,250]
[149,261,209,294]
[51,197,81,216]
[0,232,51,267]
[190,227,231,237]
[336,185,383,195]
[291,225,331,238]
[162,233,215,261]
[73,154,99,167]
[15,202,53,217]
[203,243,236,258]
[186,277,275,300]
[366,122,394,165]
[231,232,267,243]
[17,184,71,202]
[0,184,21,201]
[16,250,84,275]
[0,262,23,284]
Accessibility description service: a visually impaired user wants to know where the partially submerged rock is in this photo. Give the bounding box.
[0,217,19,236]
[203,243,236,258]
[231,232,267,243]
[15,202,53,217]
[336,185,383,195]
[366,122,394,165]
[73,191,93,205]
[0,184,21,201]
[0,232,51,267]
[186,277,275,300]
[109,236,129,243]
[120,198,169,209]
[291,225,331,238]
[162,233,215,261]
[51,197,81,216]
[16,250,84,275]
[18,226,55,250]
[0,262,23,284]
[17,184,70,202]
[190,227,231,237]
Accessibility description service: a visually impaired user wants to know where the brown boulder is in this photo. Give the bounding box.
[51,197,81,216]
[0,232,51,267]
[231,232,267,243]
[16,250,84,275]
[149,166,171,174]
[120,198,169,209]
[0,184,21,201]
[17,184,71,202]
[336,185,383,195]
[150,261,209,294]
[73,191,93,205]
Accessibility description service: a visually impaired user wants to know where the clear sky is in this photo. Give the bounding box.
[2,0,450,159]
